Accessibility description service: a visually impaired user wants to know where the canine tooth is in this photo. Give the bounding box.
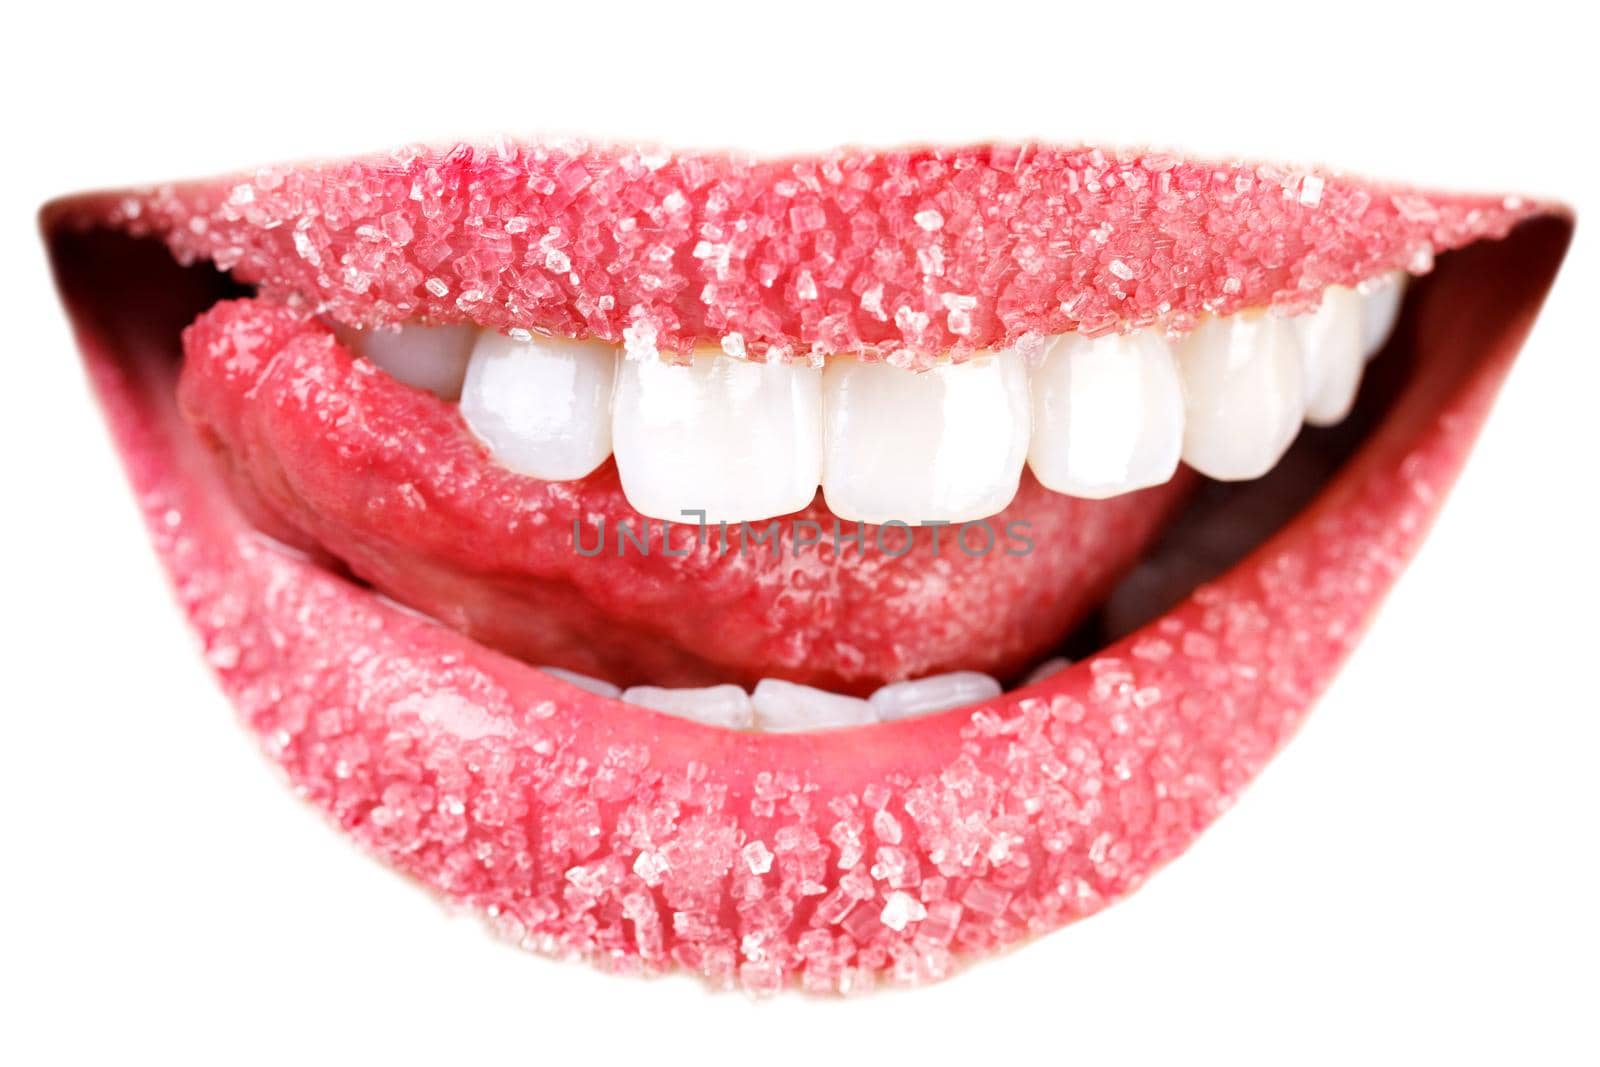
[538,666,621,699]
[751,679,876,732]
[1297,285,1366,427]
[1176,313,1306,480]
[460,331,618,481]
[1360,271,1406,358]
[621,684,754,730]
[822,350,1030,524]
[869,671,1003,721]
[1027,330,1184,499]
[1021,656,1073,686]
[350,323,476,399]
[612,352,822,524]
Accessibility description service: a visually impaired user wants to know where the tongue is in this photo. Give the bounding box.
[178,297,1193,693]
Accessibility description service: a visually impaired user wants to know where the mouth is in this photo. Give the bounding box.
[43,141,1570,993]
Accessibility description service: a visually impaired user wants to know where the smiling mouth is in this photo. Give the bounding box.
[43,141,1570,993]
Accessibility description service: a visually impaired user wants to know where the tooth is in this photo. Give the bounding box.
[1021,656,1073,686]
[460,331,618,481]
[1027,330,1184,499]
[621,684,754,730]
[1176,313,1306,481]
[349,323,476,399]
[822,350,1030,524]
[1297,285,1366,427]
[869,671,1003,721]
[612,352,822,523]
[538,666,621,699]
[751,679,876,732]
[1360,271,1406,358]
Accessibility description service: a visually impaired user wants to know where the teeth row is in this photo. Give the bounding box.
[540,666,1019,731]
[344,273,1406,524]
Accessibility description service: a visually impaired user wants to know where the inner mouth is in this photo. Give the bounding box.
[58,226,1424,731]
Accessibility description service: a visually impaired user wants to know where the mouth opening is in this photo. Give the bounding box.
[46,222,1505,730]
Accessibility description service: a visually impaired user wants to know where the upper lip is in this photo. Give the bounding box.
[41,139,1573,994]
[47,141,1549,359]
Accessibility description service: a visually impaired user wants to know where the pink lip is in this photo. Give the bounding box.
[43,142,1571,994]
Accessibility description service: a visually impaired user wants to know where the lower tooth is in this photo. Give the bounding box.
[822,351,1030,525]
[1021,657,1072,686]
[751,679,876,732]
[869,671,1003,721]
[459,331,618,481]
[1176,313,1306,481]
[538,666,621,699]
[621,685,754,730]
[1360,271,1406,358]
[348,323,476,400]
[612,352,823,524]
[1297,285,1366,427]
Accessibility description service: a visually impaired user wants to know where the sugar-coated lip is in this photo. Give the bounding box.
[47,141,1547,363]
[42,142,1571,994]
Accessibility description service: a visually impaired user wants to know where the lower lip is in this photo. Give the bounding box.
[52,217,1570,992]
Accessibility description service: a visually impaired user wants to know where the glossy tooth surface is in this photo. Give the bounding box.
[1360,271,1406,358]
[460,331,617,481]
[612,353,822,524]
[538,666,621,699]
[1027,330,1184,499]
[869,671,1003,722]
[1297,284,1366,427]
[822,351,1030,524]
[349,323,476,399]
[1176,313,1306,481]
[621,685,754,730]
[751,679,876,732]
[1022,656,1073,686]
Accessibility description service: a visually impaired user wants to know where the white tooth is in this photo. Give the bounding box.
[350,323,476,399]
[869,671,1003,721]
[822,350,1030,524]
[460,331,617,481]
[1027,330,1184,499]
[1360,271,1406,358]
[612,353,822,524]
[1176,313,1306,481]
[1021,656,1073,686]
[538,666,621,699]
[621,684,754,730]
[1297,285,1366,427]
[751,679,876,732]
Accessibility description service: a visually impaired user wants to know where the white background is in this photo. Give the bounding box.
[4,2,1596,1062]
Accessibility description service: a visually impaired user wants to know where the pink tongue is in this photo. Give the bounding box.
[178,298,1193,692]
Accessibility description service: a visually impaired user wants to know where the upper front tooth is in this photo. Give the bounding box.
[1360,271,1406,358]
[1297,284,1366,427]
[612,352,822,524]
[1176,313,1306,481]
[349,323,476,399]
[822,350,1030,524]
[1027,330,1184,499]
[459,331,618,481]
